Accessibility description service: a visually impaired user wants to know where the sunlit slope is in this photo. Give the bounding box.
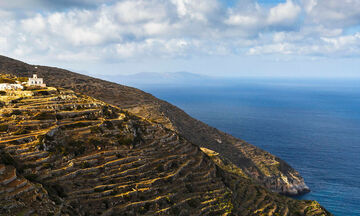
[1,55,310,196]
[0,78,330,215]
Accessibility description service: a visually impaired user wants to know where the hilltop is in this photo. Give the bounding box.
[0,55,310,196]
[0,75,331,215]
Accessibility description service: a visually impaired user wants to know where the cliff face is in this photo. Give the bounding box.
[0,55,308,196]
[0,79,331,215]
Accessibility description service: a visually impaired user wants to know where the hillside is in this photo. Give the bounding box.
[0,55,310,196]
[0,77,330,215]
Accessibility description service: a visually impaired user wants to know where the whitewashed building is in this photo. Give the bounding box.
[0,83,24,91]
[28,74,46,87]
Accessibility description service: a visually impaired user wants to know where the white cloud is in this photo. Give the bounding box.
[267,0,301,26]
[303,0,360,27]
[171,0,221,22]
[21,14,47,34]
[1,0,360,65]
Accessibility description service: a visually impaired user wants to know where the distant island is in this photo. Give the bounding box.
[101,71,213,86]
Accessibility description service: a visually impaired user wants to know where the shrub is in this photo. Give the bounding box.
[156,164,164,172]
[94,187,104,192]
[0,124,9,132]
[110,190,118,196]
[102,106,118,119]
[0,77,16,83]
[64,122,89,129]
[91,127,102,134]
[170,206,180,215]
[103,121,114,130]
[43,163,53,169]
[13,127,30,135]
[55,114,63,120]
[38,134,46,143]
[185,183,194,193]
[37,143,44,151]
[69,140,86,156]
[0,152,16,166]
[25,173,38,182]
[11,110,22,115]
[36,90,50,96]
[80,161,90,169]
[89,138,102,148]
[118,135,134,146]
[34,112,55,120]
[138,203,150,214]
[10,98,23,104]
[46,183,67,198]
[187,198,200,208]
[17,77,28,82]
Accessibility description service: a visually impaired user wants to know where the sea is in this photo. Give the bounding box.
[130,78,360,216]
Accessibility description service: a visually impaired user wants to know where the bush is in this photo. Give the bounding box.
[69,140,86,156]
[138,203,150,214]
[103,121,114,130]
[34,112,55,120]
[10,98,23,104]
[0,77,16,83]
[0,152,16,166]
[13,127,30,135]
[89,138,102,148]
[55,114,63,120]
[37,143,44,151]
[185,183,194,193]
[43,163,53,169]
[91,127,103,134]
[0,91,6,96]
[25,173,38,182]
[118,135,134,146]
[36,90,50,96]
[11,110,22,115]
[94,187,104,192]
[80,161,90,169]
[102,106,118,119]
[187,198,200,208]
[17,77,28,82]
[63,122,89,129]
[156,164,164,172]
[0,124,9,132]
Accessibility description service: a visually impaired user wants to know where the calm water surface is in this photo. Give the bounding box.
[134,78,360,216]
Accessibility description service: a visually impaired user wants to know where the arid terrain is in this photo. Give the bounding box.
[0,74,331,215]
[0,55,310,196]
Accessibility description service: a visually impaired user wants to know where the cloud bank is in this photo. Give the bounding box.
[1,0,360,66]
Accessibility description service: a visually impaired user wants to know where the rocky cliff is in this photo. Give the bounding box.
[0,55,309,196]
[0,76,331,215]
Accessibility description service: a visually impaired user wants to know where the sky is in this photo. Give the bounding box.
[1,0,360,78]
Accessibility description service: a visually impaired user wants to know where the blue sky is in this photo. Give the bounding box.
[1,0,360,78]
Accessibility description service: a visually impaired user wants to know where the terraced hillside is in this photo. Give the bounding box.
[0,55,309,196]
[0,80,331,215]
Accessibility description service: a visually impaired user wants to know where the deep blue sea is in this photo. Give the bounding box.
[134,78,360,216]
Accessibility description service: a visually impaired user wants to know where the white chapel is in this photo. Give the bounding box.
[28,74,46,87]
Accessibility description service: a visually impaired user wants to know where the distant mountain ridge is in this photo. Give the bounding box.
[0,55,310,197]
[103,71,213,86]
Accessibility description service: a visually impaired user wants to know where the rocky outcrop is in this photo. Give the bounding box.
[0,55,309,196]
[0,81,331,215]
